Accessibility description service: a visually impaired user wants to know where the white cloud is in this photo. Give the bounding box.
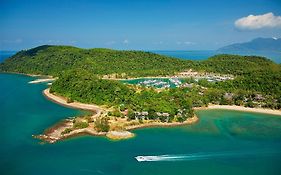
[235,12,281,30]
[123,39,129,44]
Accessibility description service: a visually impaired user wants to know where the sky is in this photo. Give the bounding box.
[0,0,281,50]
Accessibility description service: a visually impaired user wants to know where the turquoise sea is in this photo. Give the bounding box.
[1,73,281,175]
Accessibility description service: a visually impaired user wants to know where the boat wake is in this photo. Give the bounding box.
[135,150,280,162]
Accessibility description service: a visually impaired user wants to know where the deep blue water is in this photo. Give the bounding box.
[0,51,16,62]
[1,73,281,175]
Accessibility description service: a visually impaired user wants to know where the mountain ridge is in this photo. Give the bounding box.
[217,37,281,52]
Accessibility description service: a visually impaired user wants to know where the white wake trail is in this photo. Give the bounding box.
[135,150,280,162]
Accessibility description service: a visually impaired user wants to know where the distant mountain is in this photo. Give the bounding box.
[217,38,281,63]
[218,38,281,52]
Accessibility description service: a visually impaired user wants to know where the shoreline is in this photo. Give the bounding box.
[39,88,198,143]
[29,78,56,84]
[44,88,281,118]
[194,105,281,116]
[43,88,105,115]
[0,71,53,78]
[40,88,281,143]
[126,116,199,131]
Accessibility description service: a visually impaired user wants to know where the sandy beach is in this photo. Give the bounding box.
[195,105,281,116]
[44,88,281,117]
[43,88,104,116]
[41,88,281,144]
[40,88,199,142]
[29,78,56,84]
[106,131,135,140]
[125,116,199,130]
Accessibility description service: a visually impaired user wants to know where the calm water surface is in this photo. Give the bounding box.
[1,73,281,175]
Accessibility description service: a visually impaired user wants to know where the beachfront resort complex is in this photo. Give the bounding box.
[1,1,281,174]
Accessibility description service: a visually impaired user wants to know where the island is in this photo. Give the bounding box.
[1,45,280,143]
[217,37,281,62]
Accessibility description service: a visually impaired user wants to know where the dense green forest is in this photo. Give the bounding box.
[194,54,281,97]
[1,45,280,121]
[50,70,194,122]
[200,54,279,75]
[1,45,279,77]
[0,45,193,77]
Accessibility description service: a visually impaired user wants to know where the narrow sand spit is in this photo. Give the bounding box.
[195,105,281,116]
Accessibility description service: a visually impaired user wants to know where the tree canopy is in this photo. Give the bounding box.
[1,45,280,121]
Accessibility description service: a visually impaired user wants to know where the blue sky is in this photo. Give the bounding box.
[1,0,281,50]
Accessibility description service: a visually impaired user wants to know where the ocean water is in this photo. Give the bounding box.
[0,51,16,62]
[1,73,281,175]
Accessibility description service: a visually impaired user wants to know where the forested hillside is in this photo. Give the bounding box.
[200,54,278,75]
[0,45,193,77]
[1,45,281,113]
[50,70,194,122]
[199,54,281,97]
